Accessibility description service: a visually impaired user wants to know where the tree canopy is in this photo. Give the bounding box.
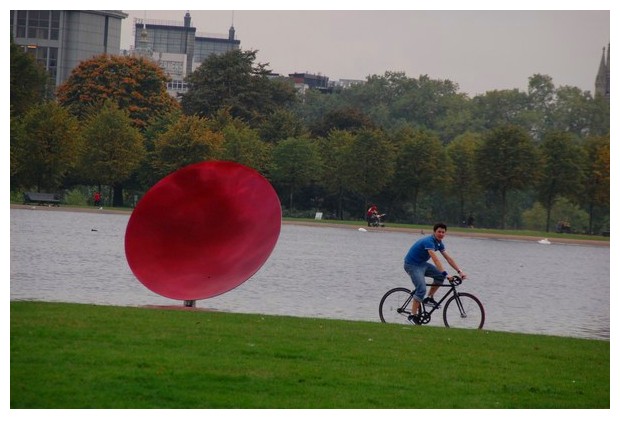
[11,102,82,192]
[10,39,49,117]
[151,114,224,179]
[80,101,145,205]
[10,45,610,233]
[476,125,541,229]
[56,54,179,129]
[181,49,297,126]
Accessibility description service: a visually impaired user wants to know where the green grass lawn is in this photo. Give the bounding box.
[10,301,609,409]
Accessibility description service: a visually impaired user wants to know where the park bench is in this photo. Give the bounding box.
[23,192,61,206]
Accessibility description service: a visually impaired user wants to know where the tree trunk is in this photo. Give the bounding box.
[500,188,507,229]
[113,184,124,207]
[545,195,553,233]
[412,187,419,223]
[288,184,294,211]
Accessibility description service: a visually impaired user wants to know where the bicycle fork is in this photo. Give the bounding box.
[453,294,469,318]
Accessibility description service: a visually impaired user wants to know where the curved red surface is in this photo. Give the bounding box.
[124,161,281,300]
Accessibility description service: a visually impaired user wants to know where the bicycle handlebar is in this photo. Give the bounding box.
[449,275,462,286]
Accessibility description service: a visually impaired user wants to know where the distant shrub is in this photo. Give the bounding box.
[64,188,88,206]
[522,197,588,232]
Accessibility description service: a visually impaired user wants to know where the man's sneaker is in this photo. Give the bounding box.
[408,314,421,325]
[423,296,440,308]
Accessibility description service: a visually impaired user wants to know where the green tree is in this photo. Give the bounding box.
[551,86,592,137]
[536,131,585,232]
[446,132,482,222]
[181,49,297,126]
[293,87,346,131]
[10,39,48,117]
[391,74,463,130]
[10,116,24,186]
[476,125,540,229]
[56,54,179,129]
[309,107,375,137]
[134,110,183,189]
[271,137,323,211]
[341,71,414,131]
[258,108,306,144]
[11,102,82,192]
[216,114,272,174]
[522,198,589,232]
[317,130,357,219]
[471,89,530,132]
[581,134,610,234]
[340,128,395,217]
[152,114,224,179]
[588,96,610,137]
[433,91,474,144]
[81,102,145,206]
[390,126,446,222]
[526,74,556,140]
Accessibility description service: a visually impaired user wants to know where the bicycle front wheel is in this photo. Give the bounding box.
[443,292,485,329]
[379,287,414,324]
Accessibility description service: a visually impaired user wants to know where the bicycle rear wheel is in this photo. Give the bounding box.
[443,292,485,329]
[379,287,414,324]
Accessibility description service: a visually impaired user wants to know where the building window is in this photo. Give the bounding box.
[35,46,48,67]
[27,10,50,39]
[16,10,58,40]
[16,10,27,38]
[24,45,56,81]
[48,47,58,80]
[167,80,188,92]
[50,11,60,40]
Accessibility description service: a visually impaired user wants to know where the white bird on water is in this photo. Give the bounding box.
[537,238,551,245]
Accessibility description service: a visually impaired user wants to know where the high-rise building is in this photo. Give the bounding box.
[129,12,240,96]
[10,10,127,90]
[594,44,610,101]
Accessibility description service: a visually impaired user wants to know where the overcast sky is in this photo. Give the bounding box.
[120,5,611,97]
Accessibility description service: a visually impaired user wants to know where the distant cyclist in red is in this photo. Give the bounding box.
[366,204,378,226]
[94,191,101,207]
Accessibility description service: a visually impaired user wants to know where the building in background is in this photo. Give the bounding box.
[10,10,127,90]
[334,78,365,89]
[288,72,331,93]
[594,43,610,101]
[128,12,240,97]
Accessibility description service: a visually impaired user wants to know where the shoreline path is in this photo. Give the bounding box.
[10,204,609,247]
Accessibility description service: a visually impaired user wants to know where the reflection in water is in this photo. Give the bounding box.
[10,208,609,340]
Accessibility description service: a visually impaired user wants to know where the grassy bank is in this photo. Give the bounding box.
[10,301,609,409]
[300,218,609,244]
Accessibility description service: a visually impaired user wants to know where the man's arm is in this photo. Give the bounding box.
[428,250,446,273]
[441,250,467,279]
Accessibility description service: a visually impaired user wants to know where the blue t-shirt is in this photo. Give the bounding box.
[404,235,445,264]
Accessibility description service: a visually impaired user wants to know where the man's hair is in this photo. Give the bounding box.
[433,222,447,231]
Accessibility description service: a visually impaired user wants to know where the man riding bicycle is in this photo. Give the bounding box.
[403,223,467,325]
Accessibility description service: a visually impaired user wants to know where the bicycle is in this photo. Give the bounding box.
[379,275,485,329]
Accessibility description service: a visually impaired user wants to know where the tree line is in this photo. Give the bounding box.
[10,41,610,234]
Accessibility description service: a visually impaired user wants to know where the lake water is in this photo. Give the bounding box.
[10,208,610,340]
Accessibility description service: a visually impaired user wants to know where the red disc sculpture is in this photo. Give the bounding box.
[125,161,281,301]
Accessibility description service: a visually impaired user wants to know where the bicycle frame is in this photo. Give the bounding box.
[399,282,467,320]
[419,283,460,316]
